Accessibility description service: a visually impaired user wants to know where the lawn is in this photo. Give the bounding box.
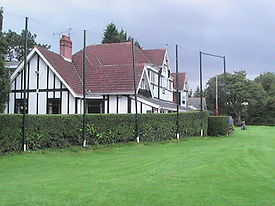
[0,126,274,206]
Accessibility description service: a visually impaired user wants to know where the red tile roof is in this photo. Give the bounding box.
[37,42,166,95]
[171,72,187,91]
[142,49,166,66]
[37,46,83,95]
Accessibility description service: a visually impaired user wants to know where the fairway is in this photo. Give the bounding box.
[0,126,274,206]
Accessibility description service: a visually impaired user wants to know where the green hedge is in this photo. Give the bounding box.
[208,116,230,136]
[0,112,208,154]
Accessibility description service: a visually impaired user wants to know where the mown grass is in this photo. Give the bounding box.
[0,126,274,206]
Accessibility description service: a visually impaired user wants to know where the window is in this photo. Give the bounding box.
[151,72,156,83]
[168,80,172,90]
[147,70,150,80]
[15,99,28,114]
[162,77,167,88]
[87,100,103,113]
[47,98,61,114]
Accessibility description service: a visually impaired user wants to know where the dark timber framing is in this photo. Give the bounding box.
[107,95,110,113]
[14,75,17,113]
[36,56,40,114]
[116,95,119,113]
[20,70,23,99]
[11,88,68,93]
[103,95,105,114]
[60,82,63,114]
[46,66,49,113]
[67,90,70,114]
[75,98,78,114]
[127,95,131,113]
[53,73,56,98]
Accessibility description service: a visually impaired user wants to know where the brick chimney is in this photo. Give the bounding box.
[60,35,72,62]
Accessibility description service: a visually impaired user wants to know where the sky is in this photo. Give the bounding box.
[1,0,275,90]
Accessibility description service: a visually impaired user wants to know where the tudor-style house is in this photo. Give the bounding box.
[5,35,191,114]
[171,72,189,107]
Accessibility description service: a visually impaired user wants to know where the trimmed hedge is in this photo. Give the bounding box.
[208,116,230,136]
[0,112,208,154]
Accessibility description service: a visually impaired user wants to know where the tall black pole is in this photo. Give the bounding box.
[199,51,203,136]
[131,39,139,142]
[22,17,28,151]
[82,30,87,147]
[176,45,179,139]
[223,56,227,115]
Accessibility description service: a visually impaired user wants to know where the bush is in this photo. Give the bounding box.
[208,116,230,136]
[0,112,208,154]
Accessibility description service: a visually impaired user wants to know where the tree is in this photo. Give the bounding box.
[188,89,192,98]
[0,29,50,61]
[193,86,205,97]
[205,71,274,125]
[254,72,275,95]
[0,57,10,112]
[205,71,253,123]
[250,72,275,125]
[102,23,141,48]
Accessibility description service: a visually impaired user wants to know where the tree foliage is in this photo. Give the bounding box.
[102,23,141,48]
[254,72,275,95]
[0,29,50,61]
[205,71,275,125]
[193,86,205,97]
[0,57,10,112]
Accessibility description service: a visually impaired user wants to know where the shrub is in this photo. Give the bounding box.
[0,111,208,154]
[208,116,230,136]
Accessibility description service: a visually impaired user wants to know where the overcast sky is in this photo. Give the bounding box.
[1,0,275,90]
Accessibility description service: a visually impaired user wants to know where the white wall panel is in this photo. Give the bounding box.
[38,92,47,114]
[29,55,38,90]
[55,76,61,89]
[61,91,68,114]
[9,93,14,113]
[118,96,127,113]
[48,69,54,89]
[69,93,75,114]
[109,96,117,113]
[48,92,53,98]
[39,59,48,89]
[55,91,60,98]
[29,92,37,114]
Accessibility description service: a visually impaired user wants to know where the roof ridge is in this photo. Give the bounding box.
[87,41,132,47]
[143,48,166,51]
[35,46,61,57]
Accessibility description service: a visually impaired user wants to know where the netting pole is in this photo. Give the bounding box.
[131,39,139,143]
[223,56,227,116]
[22,17,28,152]
[215,75,219,116]
[176,44,179,139]
[82,30,87,147]
[199,51,203,136]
